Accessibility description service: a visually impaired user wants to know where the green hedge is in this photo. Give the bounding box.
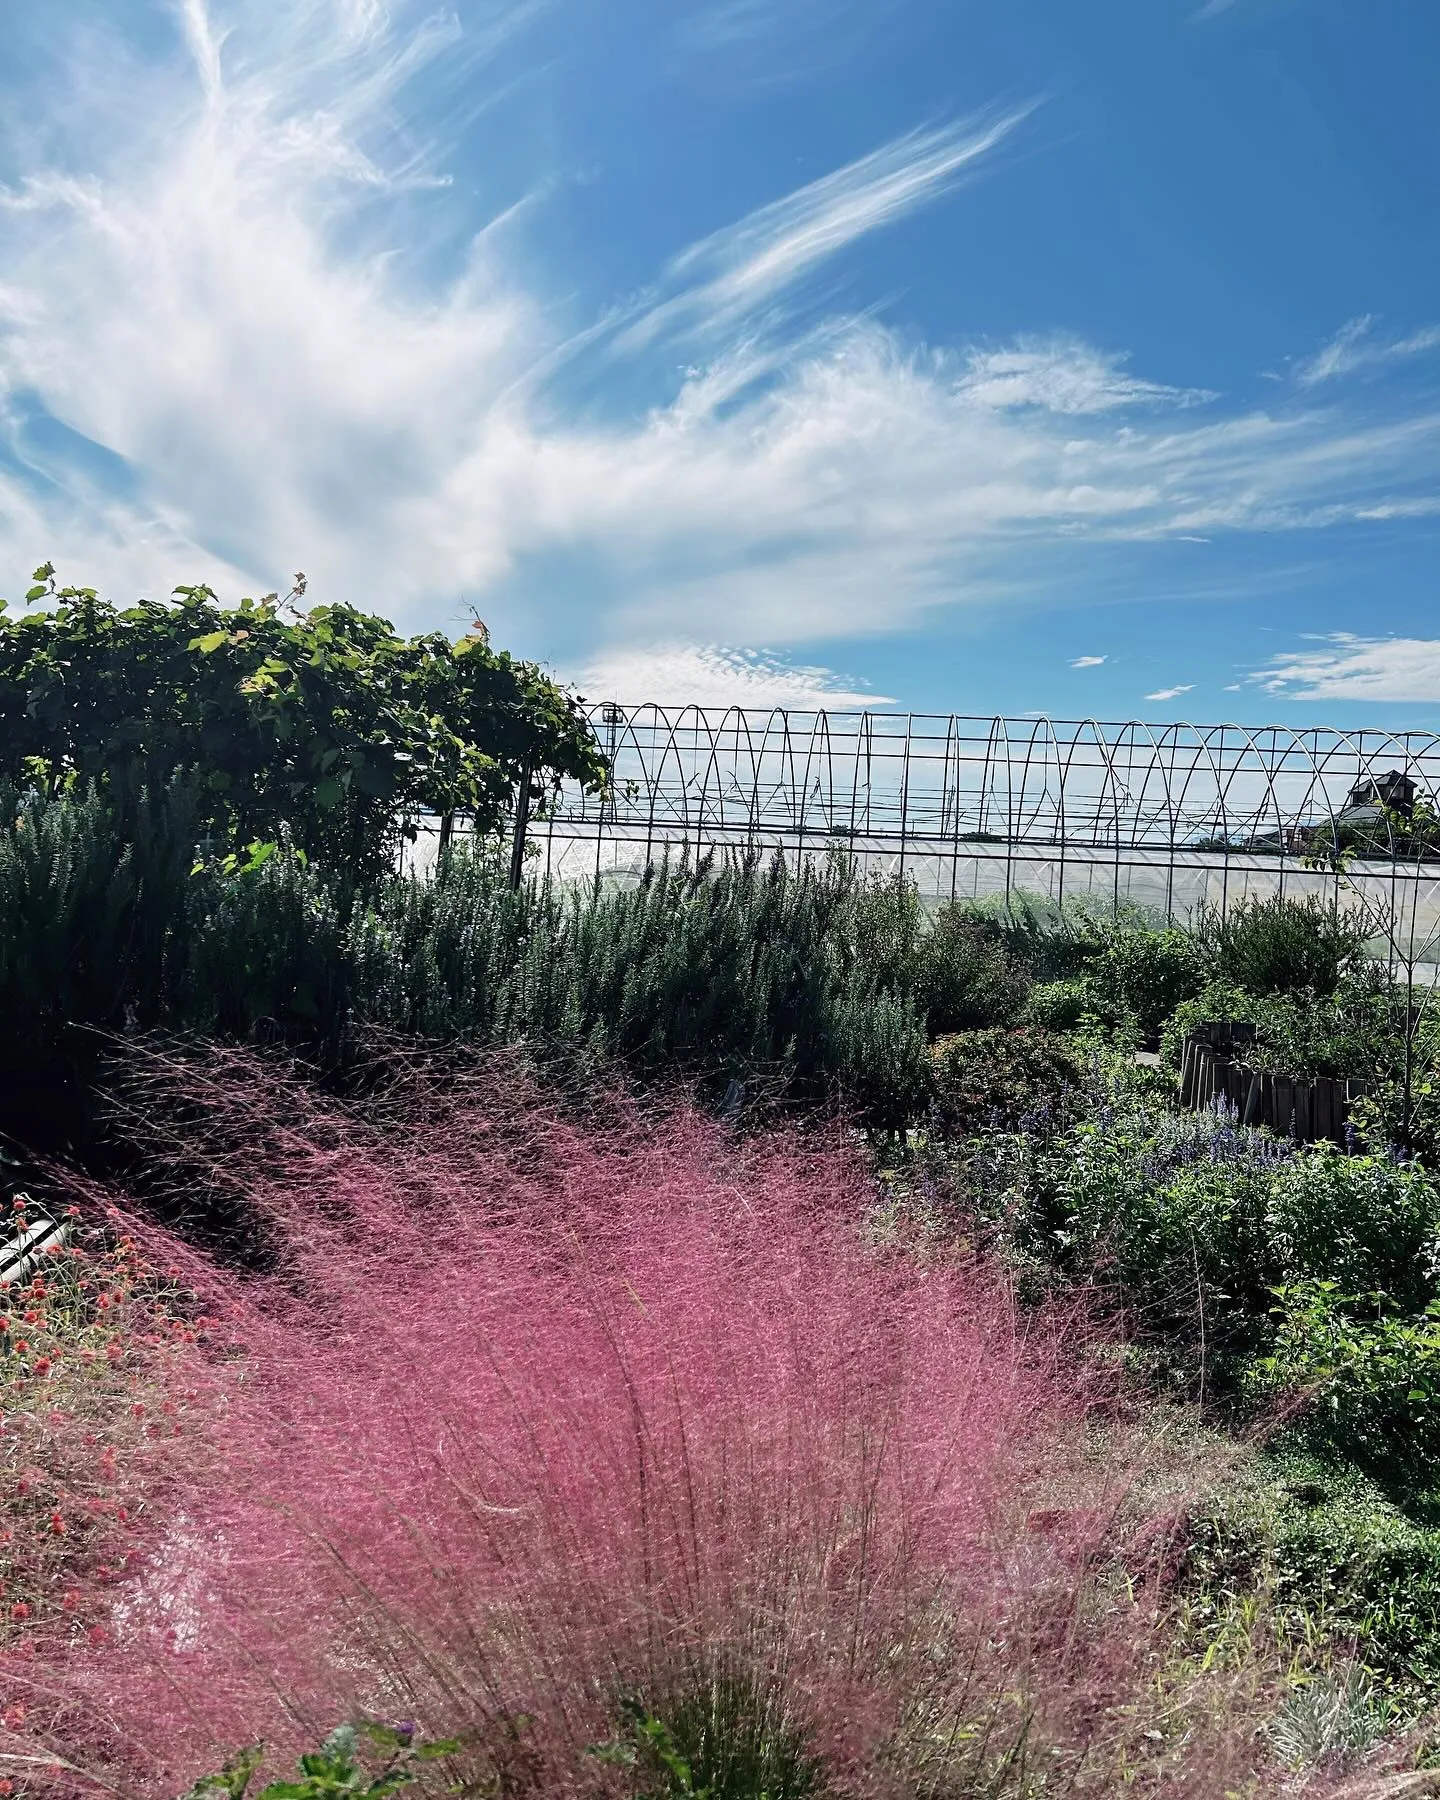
[0,789,937,1138]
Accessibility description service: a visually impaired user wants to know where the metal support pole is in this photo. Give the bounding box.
[509,757,534,890]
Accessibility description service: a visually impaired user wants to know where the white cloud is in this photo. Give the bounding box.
[1296,316,1377,386]
[1252,635,1440,703]
[678,0,867,51]
[0,1,1438,682]
[683,0,788,44]
[956,339,1211,414]
[614,107,1036,353]
[671,0,894,91]
[1145,684,1195,702]
[1070,654,1106,668]
[577,642,890,708]
[1296,315,1440,386]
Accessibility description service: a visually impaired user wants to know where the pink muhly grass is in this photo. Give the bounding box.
[9,1046,1144,1797]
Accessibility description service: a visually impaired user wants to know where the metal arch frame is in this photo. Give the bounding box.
[517,706,1440,940]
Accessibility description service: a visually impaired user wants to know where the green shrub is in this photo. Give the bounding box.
[1202,894,1375,999]
[478,853,929,1127]
[355,849,933,1130]
[1180,1451,1440,1701]
[955,890,1104,981]
[0,778,199,1132]
[849,870,924,997]
[976,1098,1440,1379]
[187,1722,459,1800]
[1024,978,1092,1033]
[1160,983,1269,1070]
[1348,1008,1440,1163]
[347,846,535,1042]
[0,792,936,1145]
[1161,974,1399,1082]
[1049,1109,1285,1347]
[830,982,934,1135]
[1,565,604,884]
[1245,1283,1440,1484]
[1082,915,1205,1043]
[1263,1151,1440,1310]
[929,1027,1080,1139]
[183,850,352,1046]
[913,903,1031,1035]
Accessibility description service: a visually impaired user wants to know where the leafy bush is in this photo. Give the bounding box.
[1202,894,1374,999]
[1245,1284,1440,1483]
[1024,979,1093,1033]
[187,1724,459,1800]
[948,891,1104,983]
[1181,1451,1440,1699]
[1080,914,1205,1043]
[958,1087,1440,1390]
[0,565,604,880]
[0,779,200,1138]
[929,1027,1081,1139]
[1263,1151,1440,1311]
[848,870,924,997]
[183,848,352,1046]
[0,792,934,1143]
[912,903,1032,1036]
[438,853,930,1128]
[1044,1105,1298,1349]
[1161,974,1399,1082]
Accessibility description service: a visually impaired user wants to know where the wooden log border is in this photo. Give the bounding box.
[1178,1033,1362,1145]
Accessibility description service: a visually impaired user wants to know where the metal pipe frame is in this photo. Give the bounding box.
[482,707,1440,947]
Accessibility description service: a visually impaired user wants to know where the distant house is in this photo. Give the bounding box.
[1336,769,1416,833]
[1236,769,1419,858]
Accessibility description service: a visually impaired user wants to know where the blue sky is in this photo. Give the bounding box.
[1,0,1437,721]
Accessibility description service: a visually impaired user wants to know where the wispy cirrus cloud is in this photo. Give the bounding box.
[1,0,1439,690]
[1295,315,1440,386]
[681,0,790,45]
[1146,683,1195,702]
[1253,635,1440,703]
[613,108,1036,353]
[578,642,890,707]
[679,0,867,50]
[1070,654,1106,668]
[955,338,1211,414]
[673,0,896,87]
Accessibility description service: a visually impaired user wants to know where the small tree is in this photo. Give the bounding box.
[0,566,606,882]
